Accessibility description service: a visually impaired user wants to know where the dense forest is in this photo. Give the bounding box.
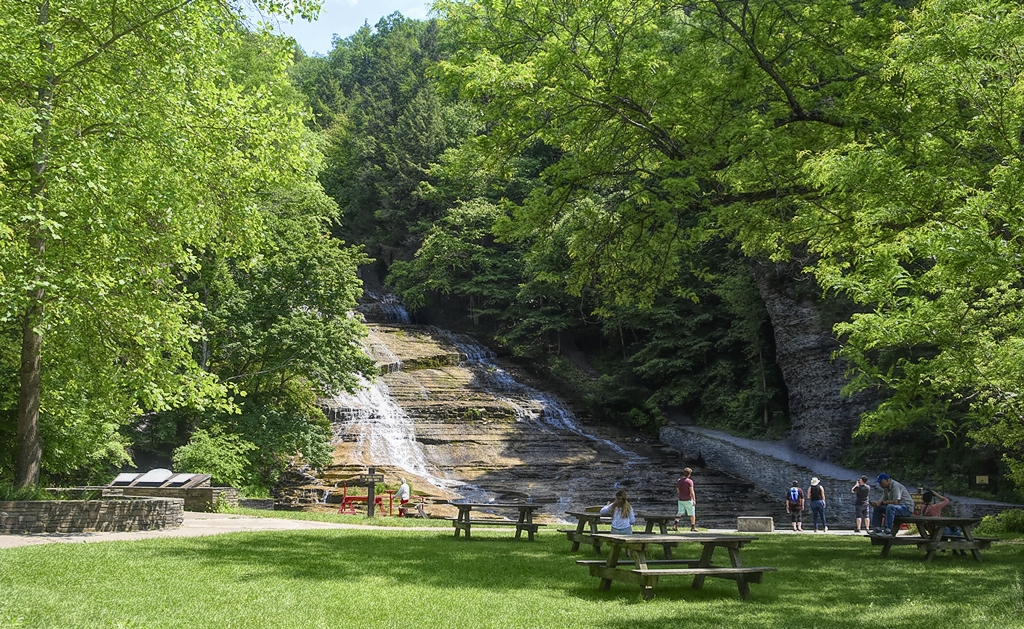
[3,0,1024,502]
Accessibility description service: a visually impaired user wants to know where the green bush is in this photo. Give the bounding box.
[172,427,257,488]
[976,509,1024,535]
[0,482,53,501]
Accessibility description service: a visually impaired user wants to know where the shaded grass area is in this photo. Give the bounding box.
[222,507,450,527]
[1,530,1023,629]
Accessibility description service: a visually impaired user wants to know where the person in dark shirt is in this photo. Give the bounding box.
[808,477,828,532]
[785,480,805,531]
[851,476,871,533]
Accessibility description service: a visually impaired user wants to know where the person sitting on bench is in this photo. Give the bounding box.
[870,474,915,535]
[922,489,966,555]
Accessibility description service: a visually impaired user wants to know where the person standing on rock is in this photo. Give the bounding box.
[601,489,637,534]
[851,476,871,533]
[396,478,411,517]
[808,477,827,532]
[674,467,698,532]
[786,480,805,531]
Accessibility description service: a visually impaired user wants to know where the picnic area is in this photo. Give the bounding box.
[1,520,1022,629]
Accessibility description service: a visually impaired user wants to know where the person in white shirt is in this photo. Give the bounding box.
[600,489,636,534]
[396,478,411,517]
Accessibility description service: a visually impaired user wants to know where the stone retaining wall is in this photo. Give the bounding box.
[661,425,1021,524]
[239,498,275,510]
[0,497,183,534]
[109,487,238,512]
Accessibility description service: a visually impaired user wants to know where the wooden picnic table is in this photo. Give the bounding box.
[578,533,776,600]
[868,515,994,562]
[448,502,544,541]
[560,511,680,558]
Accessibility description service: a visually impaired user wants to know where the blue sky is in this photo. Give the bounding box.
[266,0,434,56]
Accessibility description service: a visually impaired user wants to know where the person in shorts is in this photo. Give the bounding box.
[674,467,698,532]
[851,475,871,533]
[786,480,805,531]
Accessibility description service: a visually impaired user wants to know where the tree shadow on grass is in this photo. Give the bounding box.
[146,529,578,590]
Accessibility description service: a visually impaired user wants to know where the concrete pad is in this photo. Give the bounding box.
[737,516,774,532]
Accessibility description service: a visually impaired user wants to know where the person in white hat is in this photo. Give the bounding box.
[807,477,827,532]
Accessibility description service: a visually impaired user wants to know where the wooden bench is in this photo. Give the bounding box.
[448,502,545,541]
[448,518,543,536]
[868,515,991,562]
[581,559,776,601]
[576,558,702,568]
[583,533,775,600]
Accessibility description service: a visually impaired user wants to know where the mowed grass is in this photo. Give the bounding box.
[223,507,451,527]
[1,528,1022,629]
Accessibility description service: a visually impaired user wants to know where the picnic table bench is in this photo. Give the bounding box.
[580,533,776,600]
[337,494,385,515]
[561,510,679,558]
[447,502,545,541]
[868,515,995,562]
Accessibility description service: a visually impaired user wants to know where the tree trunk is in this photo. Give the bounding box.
[751,261,874,461]
[17,0,54,488]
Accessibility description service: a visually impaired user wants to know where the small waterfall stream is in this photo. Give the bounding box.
[328,375,456,492]
[429,327,641,462]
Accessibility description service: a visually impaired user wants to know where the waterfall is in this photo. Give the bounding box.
[429,327,642,462]
[360,291,411,324]
[328,375,453,489]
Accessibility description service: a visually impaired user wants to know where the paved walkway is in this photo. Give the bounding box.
[0,512,395,549]
[0,512,871,549]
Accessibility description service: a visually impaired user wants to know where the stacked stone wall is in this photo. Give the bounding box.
[0,497,183,534]
[113,487,238,512]
[661,425,1022,525]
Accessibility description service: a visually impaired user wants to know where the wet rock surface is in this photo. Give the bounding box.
[280,324,789,527]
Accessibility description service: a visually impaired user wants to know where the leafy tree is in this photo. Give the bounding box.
[306,15,478,264]
[172,427,257,489]
[434,0,1024,489]
[389,198,523,325]
[0,0,331,487]
[804,0,1024,487]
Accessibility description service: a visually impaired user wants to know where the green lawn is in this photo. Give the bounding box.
[1,529,1022,629]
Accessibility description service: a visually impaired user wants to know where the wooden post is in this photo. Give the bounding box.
[357,467,385,518]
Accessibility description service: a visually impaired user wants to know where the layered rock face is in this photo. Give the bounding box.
[752,264,875,461]
[282,323,787,526]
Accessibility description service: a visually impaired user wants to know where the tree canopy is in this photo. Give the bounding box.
[0,0,371,488]
[430,0,1024,488]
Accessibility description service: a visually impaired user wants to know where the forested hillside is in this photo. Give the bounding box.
[3,0,1023,504]
[294,1,1024,502]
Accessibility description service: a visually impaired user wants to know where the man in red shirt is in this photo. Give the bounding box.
[674,467,698,532]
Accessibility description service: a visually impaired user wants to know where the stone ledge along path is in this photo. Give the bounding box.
[278,320,789,527]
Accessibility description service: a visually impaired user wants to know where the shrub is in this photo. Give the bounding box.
[172,427,257,488]
[0,482,53,501]
[976,509,1024,535]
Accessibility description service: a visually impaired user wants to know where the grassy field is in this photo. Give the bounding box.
[1,528,1022,629]
[223,507,451,527]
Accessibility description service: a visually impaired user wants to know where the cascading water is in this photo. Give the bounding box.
[359,291,411,324]
[429,327,642,462]
[329,375,453,490]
